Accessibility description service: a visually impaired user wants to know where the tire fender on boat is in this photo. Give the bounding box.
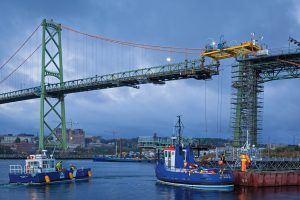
[69,172,74,179]
[45,175,50,183]
[88,170,92,177]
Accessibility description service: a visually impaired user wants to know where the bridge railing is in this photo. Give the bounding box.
[0,87,40,101]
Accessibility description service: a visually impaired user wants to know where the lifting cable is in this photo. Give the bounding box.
[204,80,207,137]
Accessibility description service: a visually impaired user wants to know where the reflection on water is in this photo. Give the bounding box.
[236,186,300,200]
[155,182,233,200]
[155,182,300,200]
[27,179,90,199]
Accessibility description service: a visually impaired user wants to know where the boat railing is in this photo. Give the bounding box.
[9,165,23,174]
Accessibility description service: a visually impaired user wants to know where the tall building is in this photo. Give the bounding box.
[69,129,85,148]
[54,128,85,149]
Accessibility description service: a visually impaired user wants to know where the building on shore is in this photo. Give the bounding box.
[16,133,36,143]
[54,128,86,149]
[0,134,17,147]
[0,133,36,146]
[69,129,85,148]
[14,142,37,154]
[0,133,37,154]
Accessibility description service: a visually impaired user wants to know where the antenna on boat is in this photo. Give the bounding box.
[51,145,56,159]
[175,115,184,146]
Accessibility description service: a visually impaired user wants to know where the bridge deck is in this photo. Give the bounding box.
[0,59,219,104]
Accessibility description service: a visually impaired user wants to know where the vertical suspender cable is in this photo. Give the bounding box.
[204,80,207,138]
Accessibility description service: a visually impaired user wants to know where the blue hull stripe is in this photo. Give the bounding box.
[157,180,234,191]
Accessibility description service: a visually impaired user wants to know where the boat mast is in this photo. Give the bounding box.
[175,115,184,145]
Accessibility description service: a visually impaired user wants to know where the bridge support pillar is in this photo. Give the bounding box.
[231,62,263,147]
[39,19,67,150]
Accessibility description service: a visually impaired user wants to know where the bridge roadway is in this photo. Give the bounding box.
[0,59,219,104]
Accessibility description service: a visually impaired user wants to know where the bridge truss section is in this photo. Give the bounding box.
[0,59,219,103]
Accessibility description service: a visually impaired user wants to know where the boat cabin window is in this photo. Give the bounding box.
[42,160,54,168]
[28,161,39,167]
[164,151,167,158]
[172,152,174,155]
[50,160,54,168]
[168,151,171,158]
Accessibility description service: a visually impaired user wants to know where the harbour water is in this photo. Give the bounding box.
[0,160,300,200]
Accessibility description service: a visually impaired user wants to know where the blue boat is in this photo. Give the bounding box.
[9,150,92,184]
[155,116,234,191]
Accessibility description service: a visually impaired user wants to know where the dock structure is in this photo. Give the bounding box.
[233,171,300,187]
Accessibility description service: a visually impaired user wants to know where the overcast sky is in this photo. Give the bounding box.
[0,0,300,144]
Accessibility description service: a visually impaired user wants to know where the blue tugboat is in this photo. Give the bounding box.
[9,150,92,184]
[155,116,234,191]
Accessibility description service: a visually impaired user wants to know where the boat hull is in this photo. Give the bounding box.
[157,180,234,191]
[155,161,234,191]
[9,168,91,184]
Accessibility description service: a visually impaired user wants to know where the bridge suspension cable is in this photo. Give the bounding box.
[0,24,41,71]
[61,24,205,54]
[0,43,42,85]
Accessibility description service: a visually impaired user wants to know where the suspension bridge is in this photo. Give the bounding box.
[0,19,300,150]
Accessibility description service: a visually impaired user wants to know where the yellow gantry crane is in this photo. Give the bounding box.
[201,40,262,60]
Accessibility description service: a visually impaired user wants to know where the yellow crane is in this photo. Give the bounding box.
[201,40,262,60]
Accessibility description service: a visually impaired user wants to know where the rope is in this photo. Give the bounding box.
[219,68,223,136]
[0,43,42,85]
[0,25,40,71]
[204,80,207,137]
[61,25,205,54]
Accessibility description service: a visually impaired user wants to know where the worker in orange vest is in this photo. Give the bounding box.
[240,154,247,172]
[245,154,251,168]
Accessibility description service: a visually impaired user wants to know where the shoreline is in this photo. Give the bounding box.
[0,154,93,160]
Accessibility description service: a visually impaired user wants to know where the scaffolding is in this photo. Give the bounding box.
[231,48,300,147]
[231,62,264,146]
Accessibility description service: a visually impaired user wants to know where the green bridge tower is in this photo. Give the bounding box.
[39,19,67,150]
